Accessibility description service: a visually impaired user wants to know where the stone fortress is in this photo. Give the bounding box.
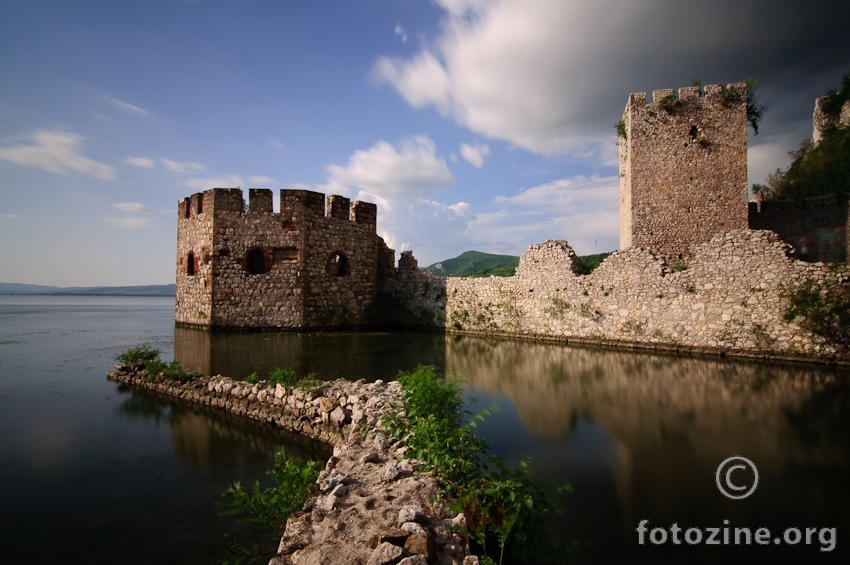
[176,83,849,361]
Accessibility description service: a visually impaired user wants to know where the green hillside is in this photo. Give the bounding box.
[425,251,520,277]
[425,250,615,277]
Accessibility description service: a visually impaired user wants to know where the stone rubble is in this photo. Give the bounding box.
[106,366,477,564]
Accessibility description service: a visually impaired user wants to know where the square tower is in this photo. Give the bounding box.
[619,83,748,256]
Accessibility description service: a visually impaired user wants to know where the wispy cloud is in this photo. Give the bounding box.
[394,23,408,43]
[1,213,18,220]
[124,156,157,169]
[0,129,115,180]
[161,158,206,174]
[112,202,147,213]
[270,140,286,151]
[248,175,275,186]
[184,175,244,191]
[102,95,150,116]
[459,142,489,168]
[105,216,151,228]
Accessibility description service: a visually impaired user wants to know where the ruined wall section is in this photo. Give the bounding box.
[620,84,749,257]
[176,188,391,329]
[749,193,849,263]
[388,234,842,361]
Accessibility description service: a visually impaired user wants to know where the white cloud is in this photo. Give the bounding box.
[104,216,151,228]
[161,158,206,174]
[102,95,150,116]
[394,23,408,43]
[124,156,157,169]
[184,174,244,191]
[1,214,17,220]
[113,202,147,213]
[325,135,456,199]
[373,0,838,158]
[248,175,275,186]
[459,142,489,168]
[0,129,115,179]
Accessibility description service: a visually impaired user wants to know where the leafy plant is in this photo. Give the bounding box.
[115,344,161,366]
[220,448,322,564]
[722,77,767,135]
[268,368,296,387]
[657,92,680,113]
[381,366,572,564]
[615,119,627,140]
[672,258,688,272]
[784,267,850,357]
[244,372,260,384]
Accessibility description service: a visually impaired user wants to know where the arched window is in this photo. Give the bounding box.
[187,252,195,276]
[326,251,348,277]
[246,248,266,275]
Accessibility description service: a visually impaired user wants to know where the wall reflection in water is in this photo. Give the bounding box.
[444,335,850,558]
[175,326,447,382]
[115,384,332,469]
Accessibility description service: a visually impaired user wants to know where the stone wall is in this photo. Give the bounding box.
[813,96,850,144]
[749,193,849,262]
[619,84,749,257]
[385,231,846,362]
[176,188,394,329]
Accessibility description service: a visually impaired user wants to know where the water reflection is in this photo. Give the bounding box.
[115,385,332,468]
[175,326,446,382]
[172,327,850,561]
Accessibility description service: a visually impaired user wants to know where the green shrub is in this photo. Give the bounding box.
[244,372,260,384]
[220,447,322,564]
[163,361,194,382]
[268,368,297,388]
[381,366,571,564]
[115,344,161,366]
[784,266,850,357]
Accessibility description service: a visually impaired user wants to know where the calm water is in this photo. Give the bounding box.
[0,295,848,563]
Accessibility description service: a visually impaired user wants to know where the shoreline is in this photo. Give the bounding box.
[107,366,477,565]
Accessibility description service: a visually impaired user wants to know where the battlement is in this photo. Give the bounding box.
[627,83,746,109]
[177,188,378,230]
[620,82,748,256]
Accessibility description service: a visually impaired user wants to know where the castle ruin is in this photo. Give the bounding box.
[619,83,749,257]
[175,188,394,329]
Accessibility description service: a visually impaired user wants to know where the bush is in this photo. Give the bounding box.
[785,267,850,357]
[220,448,322,564]
[244,372,260,384]
[115,344,161,366]
[268,368,297,388]
[381,366,571,565]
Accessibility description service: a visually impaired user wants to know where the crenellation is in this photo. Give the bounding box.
[176,187,392,329]
[652,89,674,103]
[678,86,700,101]
[248,188,273,214]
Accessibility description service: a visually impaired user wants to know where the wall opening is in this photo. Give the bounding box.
[187,252,195,276]
[197,196,203,215]
[326,251,348,277]
[246,249,266,275]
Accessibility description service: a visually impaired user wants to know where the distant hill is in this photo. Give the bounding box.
[0,283,175,296]
[425,250,616,277]
[425,251,520,277]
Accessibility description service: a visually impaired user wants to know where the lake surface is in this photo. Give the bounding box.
[0,295,848,563]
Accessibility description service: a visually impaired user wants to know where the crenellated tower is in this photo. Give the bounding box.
[176,188,394,329]
[619,83,749,257]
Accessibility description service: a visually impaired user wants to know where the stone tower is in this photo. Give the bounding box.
[175,188,394,329]
[619,83,748,256]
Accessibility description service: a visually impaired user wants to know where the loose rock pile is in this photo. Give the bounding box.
[106,366,478,564]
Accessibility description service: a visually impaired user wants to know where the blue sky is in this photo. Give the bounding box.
[1,0,848,286]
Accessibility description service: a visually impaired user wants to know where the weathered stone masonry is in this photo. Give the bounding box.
[386,232,846,362]
[619,83,748,257]
[176,188,394,329]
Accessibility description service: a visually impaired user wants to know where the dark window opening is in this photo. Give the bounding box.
[187,252,195,276]
[327,251,348,277]
[246,249,266,275]
[184,203,190,219]
[689,126,699,140]
[197,197,203,214]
